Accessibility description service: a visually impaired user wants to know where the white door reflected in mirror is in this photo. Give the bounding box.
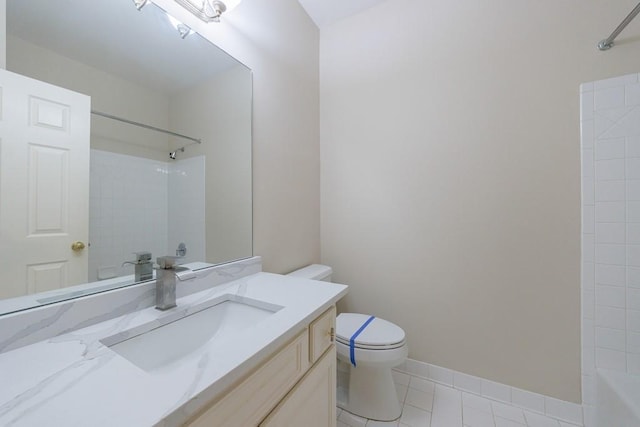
[0,69,90,299]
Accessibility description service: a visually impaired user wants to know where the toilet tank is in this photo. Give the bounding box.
[287,264,333,282]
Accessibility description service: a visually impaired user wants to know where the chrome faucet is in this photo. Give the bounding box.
[122,252,153,282]
[155,256,195,310]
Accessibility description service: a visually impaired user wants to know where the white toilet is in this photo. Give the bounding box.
[288,264,408,421]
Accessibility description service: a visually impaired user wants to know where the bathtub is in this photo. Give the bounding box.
[596,369,640,426]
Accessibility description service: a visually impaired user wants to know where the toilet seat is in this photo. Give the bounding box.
[335,337,406,350]
[336,313,406,350]
[336,337,405,351]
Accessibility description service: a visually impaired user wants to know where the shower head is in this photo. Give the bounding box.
[169,147,185,160]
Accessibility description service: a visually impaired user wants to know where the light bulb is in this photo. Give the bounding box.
[203,0,225,21]
[132,0,149,10]
[167,14,193,38]
[222,0,242,13]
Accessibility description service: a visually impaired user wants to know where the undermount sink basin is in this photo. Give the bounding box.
[102,295,283,371]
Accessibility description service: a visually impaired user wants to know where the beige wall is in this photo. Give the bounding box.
[155,0,321,273]
[320,0,640,402]
[169,65,253,265]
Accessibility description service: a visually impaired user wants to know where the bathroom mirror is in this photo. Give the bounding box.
[0,0,252,315]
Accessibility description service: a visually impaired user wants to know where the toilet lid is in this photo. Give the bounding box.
[336,313,405,348]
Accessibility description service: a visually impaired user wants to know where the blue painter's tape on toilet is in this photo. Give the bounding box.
[349,315,376,366]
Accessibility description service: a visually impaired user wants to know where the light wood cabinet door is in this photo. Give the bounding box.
[186,330,310,427]
[260,346,336,427]
[309,306,336,363]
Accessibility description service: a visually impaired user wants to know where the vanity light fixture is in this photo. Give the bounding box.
[173,0,242,23]
[132,0,149,11]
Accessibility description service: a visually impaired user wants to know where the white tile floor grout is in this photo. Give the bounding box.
[336,369,583,427]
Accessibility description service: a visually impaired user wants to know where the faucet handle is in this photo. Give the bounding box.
[156,256,182,269]
[134,251,152,263]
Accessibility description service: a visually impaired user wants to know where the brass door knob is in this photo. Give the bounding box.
[71,241,86,252]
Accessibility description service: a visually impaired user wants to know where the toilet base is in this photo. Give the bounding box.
[338,364,402,421]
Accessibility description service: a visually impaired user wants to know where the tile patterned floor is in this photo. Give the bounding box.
[336,369,582,427]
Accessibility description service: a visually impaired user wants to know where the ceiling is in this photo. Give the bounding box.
[297,0,387,28]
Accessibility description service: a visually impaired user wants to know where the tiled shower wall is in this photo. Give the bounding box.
[89,150,169,282]
[89,150,205,282]
[581,72,640,426]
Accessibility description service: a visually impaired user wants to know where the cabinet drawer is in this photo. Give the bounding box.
[309,306,336,363]
[186,330,310,427]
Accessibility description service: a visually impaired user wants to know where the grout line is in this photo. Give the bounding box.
[625,134,629,375]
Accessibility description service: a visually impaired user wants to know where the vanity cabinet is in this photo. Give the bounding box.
[185,306,337,427]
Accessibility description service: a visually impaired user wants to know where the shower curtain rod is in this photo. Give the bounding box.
[91,110,202,145]
[598,2,640,50]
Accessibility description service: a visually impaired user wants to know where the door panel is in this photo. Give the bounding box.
[0,69,90,298]
[28,144,69,235]
[27,262,68,294]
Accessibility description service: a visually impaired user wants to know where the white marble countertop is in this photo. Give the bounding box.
[0,272,348,427]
